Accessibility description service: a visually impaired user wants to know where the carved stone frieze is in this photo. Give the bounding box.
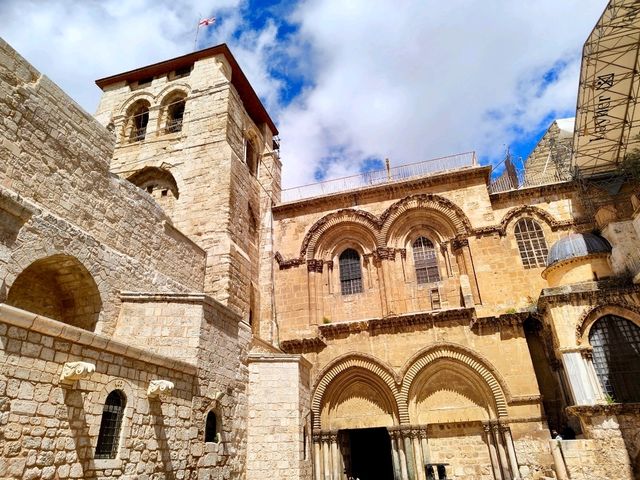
[147,379,175,397]
[59,361,96,384]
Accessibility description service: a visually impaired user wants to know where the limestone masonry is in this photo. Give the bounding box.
[2,2,640,479]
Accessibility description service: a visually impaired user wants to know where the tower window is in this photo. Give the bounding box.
[339,249,363,295]
[205,411,219,443]
[412,236,440,284]
[95,390,126,459]
[165,97,186,133]
[514,218,548,269]
[244,138,259,177]
[126,101,150,143]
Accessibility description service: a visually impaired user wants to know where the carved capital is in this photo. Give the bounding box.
[307,259,324,273]
[147,380,175,398]
[60,361,96,384]
[451,237,469,251]
[325,260,334,271]
[399,248,407,260]
[376,247,396,261]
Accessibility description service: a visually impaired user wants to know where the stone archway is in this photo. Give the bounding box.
[6,254,102,331]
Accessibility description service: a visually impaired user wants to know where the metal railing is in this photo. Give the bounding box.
[489,166,572,193]
[165,117,183,134]
[281,152,477,202]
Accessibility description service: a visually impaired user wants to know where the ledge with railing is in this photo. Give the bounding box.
[280,151,478,203]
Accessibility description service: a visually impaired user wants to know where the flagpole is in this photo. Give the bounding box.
[194,20,201,51]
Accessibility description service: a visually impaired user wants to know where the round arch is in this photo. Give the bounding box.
[301,209,382,260]
[380,194,472,244]
[399,344,509,422]
[576,302,640,345]
[499,205,559,235]
[127,166,180,199]
[311,354,400,430]
[6,254,102,331]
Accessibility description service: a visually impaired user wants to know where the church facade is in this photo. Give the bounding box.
[1,2,640,480]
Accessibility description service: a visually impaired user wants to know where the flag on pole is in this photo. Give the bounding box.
[199,17,216,27]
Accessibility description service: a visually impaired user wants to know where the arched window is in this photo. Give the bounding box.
[412,237,440,284]
[165,95,186,133]
[126,101,150,142]
[590,315,640,402]
[339,249,363,295]
[514,218,548,269]
[205,411,219,443]
[95,390,126,459]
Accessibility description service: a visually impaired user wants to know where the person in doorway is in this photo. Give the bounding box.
[551,429,562,440]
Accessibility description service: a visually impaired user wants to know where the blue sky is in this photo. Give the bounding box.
[0,0,607,187]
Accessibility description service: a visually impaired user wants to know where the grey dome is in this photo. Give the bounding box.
[547,233,611,266]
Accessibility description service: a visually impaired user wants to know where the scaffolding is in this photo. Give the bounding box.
[572,0,640,216]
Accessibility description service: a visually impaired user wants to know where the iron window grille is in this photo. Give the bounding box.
[413,237,440,284]
[339,249,363,295]
[166,100,185,133]
[95,390,126,459]
[514,218,548,269]
[589,315,640,403]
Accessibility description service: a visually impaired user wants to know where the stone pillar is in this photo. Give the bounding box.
[389,429,403,480]
[322,434,332,480]
[561,351,600,405]
[394,429,409,480]
[501,425,520,480]
[313,434,323,480]
[483,423,503,480]
[419,428,430,466]
[402,429,416,480]
[493,424,511,480]
[330,432,341,480]
[412,429,426,480]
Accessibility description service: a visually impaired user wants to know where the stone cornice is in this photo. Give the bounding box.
[274,166,492,213]
[489,180,577,202]
[0,304,197,375]
[280,336,327,354]
[538,279,640,305]
[567,403,640,417]
[470,311,532,330]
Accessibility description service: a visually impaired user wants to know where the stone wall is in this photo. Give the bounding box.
[0,38,206,335]
[246,353,312,480]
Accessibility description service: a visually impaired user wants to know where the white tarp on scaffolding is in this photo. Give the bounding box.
[573,0,640,175]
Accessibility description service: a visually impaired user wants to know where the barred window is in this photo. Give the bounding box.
[514,218,548,268]
[166,98,185,133]
[127,102,150,142]
[205,411,219,443]
[339,249,363,295]
[590,315,640,403]
[412,237,440,284]
[95,390,126,459]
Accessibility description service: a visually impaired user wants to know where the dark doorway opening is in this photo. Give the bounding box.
[345,427,394,480]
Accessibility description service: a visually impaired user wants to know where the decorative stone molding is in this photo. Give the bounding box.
[399,343,510,420]
[567,403,640,418]
[470,311,531,330]
[575,300,640,345]
[274,251,305,270]
[311,354,401,430]
[307,259,324,273]
[450,237,469,251]
[280,336,327,354]
[147,380,175,398]
[60,361,96,384]
[375,247,397,261]
[539,279,640,306]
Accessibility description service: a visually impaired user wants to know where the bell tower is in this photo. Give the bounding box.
[94,44,281,326]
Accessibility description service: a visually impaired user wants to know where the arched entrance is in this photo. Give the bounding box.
[312,357,400,480]
[7,254,102,331]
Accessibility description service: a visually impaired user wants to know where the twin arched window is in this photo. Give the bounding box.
[412,237,440,284]
[514,218,548,269]
[339,249,363,295]
[95,390,126,459]
[590,315,640,403]
[124,92,187,143]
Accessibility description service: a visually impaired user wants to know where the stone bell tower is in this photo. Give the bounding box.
[94,44,281,326]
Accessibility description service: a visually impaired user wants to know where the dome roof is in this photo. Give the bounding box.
[547,233,611,266]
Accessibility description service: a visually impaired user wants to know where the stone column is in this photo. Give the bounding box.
[501,425,520,480]
[402,429,417,480]
[483,424,503,480]
[322,434,332,480]
[412,429,426,480]
[493,424,511,480]
[389,429,403,480]
[394,429,409,480]
[330,432,341,480]
[313,433,323,480]
[561,351,600,405]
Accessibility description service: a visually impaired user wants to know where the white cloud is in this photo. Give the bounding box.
[0,0,609,191]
